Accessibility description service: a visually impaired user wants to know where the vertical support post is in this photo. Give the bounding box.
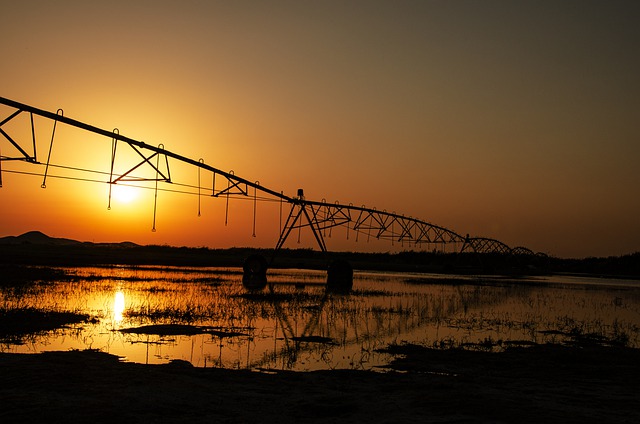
[252,181,259,237]
[279,191,283,235]
[197,158,204,217]
[151,144,164,232]
[30,112,37,161]
[41,108,63,188]
[224,172,231,226]
[107,129,119,210]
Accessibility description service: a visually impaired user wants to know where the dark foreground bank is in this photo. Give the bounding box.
[1,344,638,424]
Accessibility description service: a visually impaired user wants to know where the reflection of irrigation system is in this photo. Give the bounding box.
[247,289,427,371]
[1,97,540,290]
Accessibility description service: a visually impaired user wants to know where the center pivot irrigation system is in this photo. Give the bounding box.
[0,96,538,290]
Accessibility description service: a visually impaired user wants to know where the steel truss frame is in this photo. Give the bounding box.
[275,196,466,252]
[0,96,538,256]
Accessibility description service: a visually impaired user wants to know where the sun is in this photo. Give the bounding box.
[111,184,139,204]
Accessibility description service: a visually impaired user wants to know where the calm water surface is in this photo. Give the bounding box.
[2,266,639,371]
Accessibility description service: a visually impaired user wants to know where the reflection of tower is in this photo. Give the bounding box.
[268,291,330,369]
[114,291,125,323]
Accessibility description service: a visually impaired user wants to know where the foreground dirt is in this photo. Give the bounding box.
[1,344,638,423]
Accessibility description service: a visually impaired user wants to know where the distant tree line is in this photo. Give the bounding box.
[0,238,638,277]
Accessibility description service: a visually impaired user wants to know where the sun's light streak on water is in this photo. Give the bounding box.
[114,291,125,323]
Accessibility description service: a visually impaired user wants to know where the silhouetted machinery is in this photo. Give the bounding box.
[0,96,541,294]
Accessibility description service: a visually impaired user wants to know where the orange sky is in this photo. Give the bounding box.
[1,1,639,258]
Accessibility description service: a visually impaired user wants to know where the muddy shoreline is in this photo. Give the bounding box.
[1,344,639,423]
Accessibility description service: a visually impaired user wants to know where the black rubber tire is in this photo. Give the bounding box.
[242,254,268,290]
[326,259,353,293]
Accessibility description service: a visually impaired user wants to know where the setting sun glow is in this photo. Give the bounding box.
[111,184,139,205]
[0,2,638,258]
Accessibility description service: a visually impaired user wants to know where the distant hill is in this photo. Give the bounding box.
[0,231,138,248]
[0,231,81,246]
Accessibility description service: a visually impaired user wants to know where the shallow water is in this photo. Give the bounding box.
[2,266,639,371]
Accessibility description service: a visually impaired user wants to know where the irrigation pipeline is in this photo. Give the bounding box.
[0,96,538,257]
[0,96,285,201]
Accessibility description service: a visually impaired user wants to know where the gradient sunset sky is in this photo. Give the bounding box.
[1,0,638,258]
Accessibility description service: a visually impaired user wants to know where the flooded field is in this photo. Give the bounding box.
[1,266,639,371]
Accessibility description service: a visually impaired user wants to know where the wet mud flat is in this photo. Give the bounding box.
[1,344,639,424]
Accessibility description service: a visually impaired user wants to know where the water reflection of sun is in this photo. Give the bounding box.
[114,291,125,322]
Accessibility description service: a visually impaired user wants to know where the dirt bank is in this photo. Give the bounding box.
[1,344,638,423]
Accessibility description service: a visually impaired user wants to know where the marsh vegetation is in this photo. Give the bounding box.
[1,265,638,371]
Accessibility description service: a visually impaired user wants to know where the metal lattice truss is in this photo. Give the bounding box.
[0,96,539,256]
[275,197,466,252]
[462,237,512,254]
[0,107,39,163]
